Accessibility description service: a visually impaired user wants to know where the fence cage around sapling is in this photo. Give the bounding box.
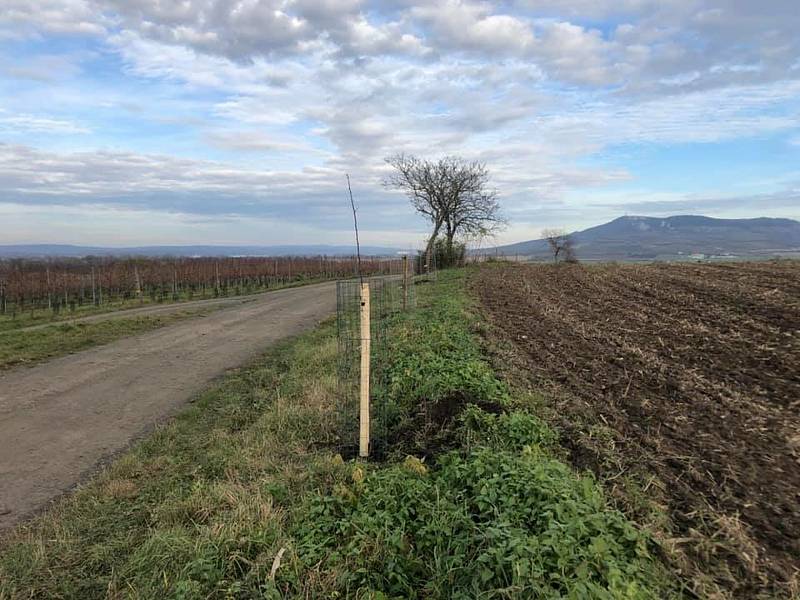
[335,271,415,459]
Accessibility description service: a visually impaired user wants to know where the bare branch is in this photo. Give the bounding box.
[542,228,577,263]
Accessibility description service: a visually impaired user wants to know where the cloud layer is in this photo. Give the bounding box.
[0,0,798,245]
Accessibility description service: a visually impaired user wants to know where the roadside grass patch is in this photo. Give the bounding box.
[0,310,213,369]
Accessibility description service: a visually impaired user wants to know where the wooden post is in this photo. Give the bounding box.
[134,265,142,301]
[426,245,432,275]
[402,255,409,310]
[46,266,52,310]
[359,282,371,458]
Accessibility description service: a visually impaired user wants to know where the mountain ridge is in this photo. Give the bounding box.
[486,215,800,259]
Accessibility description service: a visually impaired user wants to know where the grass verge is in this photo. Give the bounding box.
[0,269,679,598]
[0,309,215,370]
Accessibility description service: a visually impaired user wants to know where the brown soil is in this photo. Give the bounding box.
[471,261,800,599]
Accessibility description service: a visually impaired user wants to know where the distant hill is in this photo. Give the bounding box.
[486,215,800,260]
[0,244,402,259]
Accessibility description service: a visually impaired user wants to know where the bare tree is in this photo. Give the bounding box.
[542,228,576,263]
[384,154,505,268]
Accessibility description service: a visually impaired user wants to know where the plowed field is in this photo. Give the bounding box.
[472,261,800,598]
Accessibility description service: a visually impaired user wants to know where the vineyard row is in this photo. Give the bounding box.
[0,255,402,316]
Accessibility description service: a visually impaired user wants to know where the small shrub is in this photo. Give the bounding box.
[460,404,558,450]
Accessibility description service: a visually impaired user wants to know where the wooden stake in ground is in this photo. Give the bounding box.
[134,265,142,301]
[402,255,409,310]
[359,281,371,457]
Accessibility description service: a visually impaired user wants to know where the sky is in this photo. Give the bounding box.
[0,0,798,249]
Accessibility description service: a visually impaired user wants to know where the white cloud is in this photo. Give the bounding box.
[0,200,408,246]
[0,112,91,134]
[5,0,800,93]
[0,0,106,37]
[534,21,630,85]
[0,142,399,226]
[0,52,87,82]
[205,130,330,155]
[536,80,800,148]
[103,0,309,58]
[412,1,535,55]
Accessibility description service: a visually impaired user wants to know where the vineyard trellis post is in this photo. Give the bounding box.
[46,266,52,310]
[134,265,141,301]
[359,281,371,457]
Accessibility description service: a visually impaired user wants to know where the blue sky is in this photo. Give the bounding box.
[0,0,798,248]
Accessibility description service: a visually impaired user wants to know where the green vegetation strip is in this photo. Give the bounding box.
[0,270,677,598]
[0,310,212,370]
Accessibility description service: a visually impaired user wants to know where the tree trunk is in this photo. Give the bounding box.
[424,221,442,274]
[445,231,455,267]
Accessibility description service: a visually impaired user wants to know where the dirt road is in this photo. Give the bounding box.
[0,281,337,530]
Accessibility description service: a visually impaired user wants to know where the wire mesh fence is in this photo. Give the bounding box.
[415,248,438,282]
[335,271,416,459]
